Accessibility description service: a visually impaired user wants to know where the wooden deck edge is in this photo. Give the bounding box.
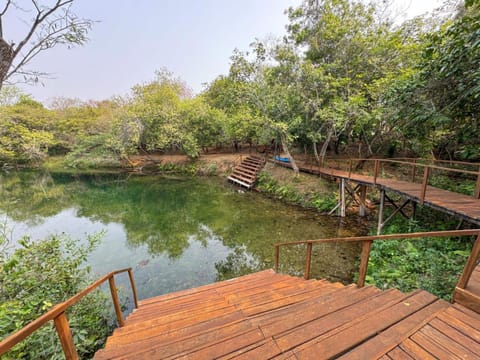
[453,287,480,314]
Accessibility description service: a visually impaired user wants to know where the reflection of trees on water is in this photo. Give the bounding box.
[0,172,366,280]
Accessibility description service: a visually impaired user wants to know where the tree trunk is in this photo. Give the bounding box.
[313,141,320,162]
[0,38,14,90]
[280,133,299,175]
[319,128,333,164]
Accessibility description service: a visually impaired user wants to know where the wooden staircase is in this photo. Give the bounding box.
[227,155,265,189]
[93,269,479,359]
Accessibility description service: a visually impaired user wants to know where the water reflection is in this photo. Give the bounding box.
[0,171,370,299]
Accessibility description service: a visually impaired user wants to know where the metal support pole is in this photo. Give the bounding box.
[340,178,346,217]
[377,189,385,235]
[359,185,367,217]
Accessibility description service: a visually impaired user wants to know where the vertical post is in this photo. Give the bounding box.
[411,159,417,183]
[348,159,352,179]
[109,276,124,327]
[274,245,280,272]
[456,234,480,289]
[357,240,373,288]
[377,189,385,235]
[359,185,367,217]
[127,269,139,309]
[340,178,346,217]
[304,242,313,280]
[54,312,79,360]
[474,166,480,199]
[373,160,379,184]
[420,166,430,204]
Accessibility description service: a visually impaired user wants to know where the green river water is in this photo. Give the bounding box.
[0,171,371,301]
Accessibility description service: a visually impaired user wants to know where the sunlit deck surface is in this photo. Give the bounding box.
[94,269,480,359]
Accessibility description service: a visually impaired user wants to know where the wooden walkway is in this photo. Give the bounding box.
[94,270,480,359]
[273,161,480,226]
[227,156,265,189]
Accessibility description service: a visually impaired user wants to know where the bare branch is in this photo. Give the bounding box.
[13,0,74,58]
[0,0,12,16]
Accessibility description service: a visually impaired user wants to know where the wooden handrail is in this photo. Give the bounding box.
[274,229,480,289]
[0,268,138,359]
[320,157,480,200]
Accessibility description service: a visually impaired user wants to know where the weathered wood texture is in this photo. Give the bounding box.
[94,270,480,359]
[227,156,265,189]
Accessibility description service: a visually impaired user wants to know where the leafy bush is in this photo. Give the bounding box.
[256,171,336,212]
[0,232,114,359]
[366,217,472,300]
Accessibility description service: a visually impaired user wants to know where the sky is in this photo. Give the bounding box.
[5,0,443,104]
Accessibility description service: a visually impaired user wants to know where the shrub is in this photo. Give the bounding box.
[0,232,114,359]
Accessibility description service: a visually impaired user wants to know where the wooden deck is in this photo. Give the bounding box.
[94,270,480,359]
[227,156,265,189]
[273,161,480,225]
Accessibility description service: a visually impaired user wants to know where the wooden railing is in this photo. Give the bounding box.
[274,229,480,290]
[318,157,480,201]
[0,268,138,360]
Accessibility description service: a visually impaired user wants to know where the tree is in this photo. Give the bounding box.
[0,0,93,90]
[0,95,55,163]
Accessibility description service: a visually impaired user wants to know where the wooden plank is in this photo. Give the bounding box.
[410,330,460,360]
[387,347,414,360]
[138,270,275,306]
[146,329,264,360]
[259,286,383,338]
[429,318,480,356]
[399,339,436,360]
[221,339,282,360]
[294,291,438,359]
[106,311,245,348]
[416,324,478,359]
[111,305,239,339]
[275,289,407,352]
[453,287,480,314]
[338,299,448,359]
[441,307,480,335]
[96,321,260,359]
[242,284,342,316]
[451,303,480,323]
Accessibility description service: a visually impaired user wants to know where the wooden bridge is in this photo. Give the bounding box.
[227,155,265,189]
[272,157,480,232]
[2,230,480,359]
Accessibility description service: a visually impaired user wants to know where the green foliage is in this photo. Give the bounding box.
[256,171,336,212]
[0,96,56,164]
[0,232,114,359]
[366,217,472,301]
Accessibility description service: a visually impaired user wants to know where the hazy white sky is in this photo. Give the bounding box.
[7,0,443,103]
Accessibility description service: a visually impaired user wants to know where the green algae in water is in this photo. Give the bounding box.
[0,171,369,300]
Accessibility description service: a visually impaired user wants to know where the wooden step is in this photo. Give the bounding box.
[94,271,480,359]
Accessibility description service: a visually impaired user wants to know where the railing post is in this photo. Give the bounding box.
[274,245,280,273]
[53,312,79,360]
[373,160,379,184]
[109,276,124,327]
[411,159,417,183]
[127,269,139,309]
[304,243,313,280]
[420,166,430,204]
[456,234,480,289]
[474,166,480,199]
[357,240,373,288]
